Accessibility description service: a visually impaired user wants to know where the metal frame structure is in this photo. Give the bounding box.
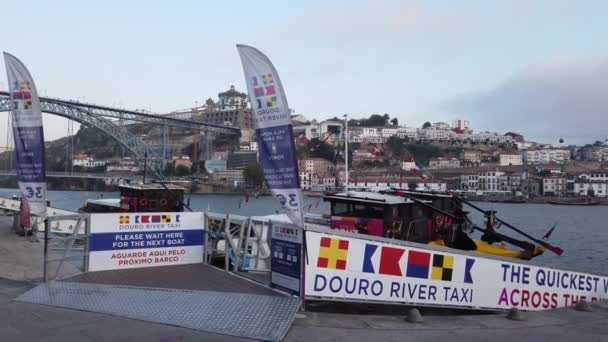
[0,92,239,179]
[43,214,90,282]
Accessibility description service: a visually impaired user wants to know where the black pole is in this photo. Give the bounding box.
[43,218,49,282]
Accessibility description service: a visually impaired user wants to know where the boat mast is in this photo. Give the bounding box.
[343,114,348,191]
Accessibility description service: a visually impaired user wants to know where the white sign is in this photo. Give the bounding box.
[88,212,204,271]
[305,231,608,311]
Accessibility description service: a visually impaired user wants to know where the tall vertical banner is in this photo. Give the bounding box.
[237,45,303,227]
[3,53,46,216]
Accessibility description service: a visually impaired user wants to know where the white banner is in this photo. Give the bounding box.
[88,212,205,271]
[237,45,303,227]
[305,231,608,311]
[3,53,46,216]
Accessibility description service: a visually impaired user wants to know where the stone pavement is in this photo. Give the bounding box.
[0,216,80,281]
[2,276,608,342]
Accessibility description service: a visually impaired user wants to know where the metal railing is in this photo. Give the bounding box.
[43,214,90,282]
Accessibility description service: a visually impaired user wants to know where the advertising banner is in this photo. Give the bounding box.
[88,212,204,271]
[3,53,46,216]
[305,230,608,311]
[270,221,303,295]
[237,44,303,227]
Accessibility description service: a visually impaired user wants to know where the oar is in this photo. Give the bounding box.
[455,196,563,256]
[399,191,533,250]
[395,191,458,219]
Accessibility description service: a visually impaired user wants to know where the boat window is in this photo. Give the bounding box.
[352,204,385,218]
[332,202,351,216]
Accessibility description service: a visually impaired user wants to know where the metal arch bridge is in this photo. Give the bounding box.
[0,91,239,179]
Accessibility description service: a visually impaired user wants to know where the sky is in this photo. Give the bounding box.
[0,0,607,145]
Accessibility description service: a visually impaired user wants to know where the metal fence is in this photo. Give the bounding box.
[43,214,90,282]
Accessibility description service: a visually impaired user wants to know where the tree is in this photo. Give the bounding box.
[422,122,432,129]
[243,161,264,188]
[386,136,404,157]
[308,138,336,161]
[175,165,190,177]
[366,114,388,127]
[163,163,175,177]
[390,118,398,126]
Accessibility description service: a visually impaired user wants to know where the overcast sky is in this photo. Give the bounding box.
[1,0,607,145]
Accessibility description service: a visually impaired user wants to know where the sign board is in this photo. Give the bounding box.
[88,212,204,272]
[271,221,303,296]
[305,230,608,311]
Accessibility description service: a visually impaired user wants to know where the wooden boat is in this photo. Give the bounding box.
[548,199,600,206]
[323,190,544,260]
[81,183,187,213]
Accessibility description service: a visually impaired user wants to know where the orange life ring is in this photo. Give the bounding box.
[139,198,148,207]
[435,215,444,227]
[160,199,168,206]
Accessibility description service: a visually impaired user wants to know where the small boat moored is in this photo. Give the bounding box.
[548,199,600,206]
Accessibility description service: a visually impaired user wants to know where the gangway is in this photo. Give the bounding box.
[0,195,80,234]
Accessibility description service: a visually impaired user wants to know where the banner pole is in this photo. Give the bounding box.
[43,218,49,282]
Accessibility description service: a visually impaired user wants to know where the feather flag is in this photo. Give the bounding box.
[4,53,46,217]
[237,44,304,226]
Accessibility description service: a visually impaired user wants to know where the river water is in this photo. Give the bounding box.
[1,188,606,275]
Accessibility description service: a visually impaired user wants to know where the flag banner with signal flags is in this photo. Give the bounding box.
[3,53,46,216]
[237,45,303,227]
[305,230,608,311]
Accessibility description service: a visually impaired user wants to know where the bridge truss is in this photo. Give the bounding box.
[0,92,239,179]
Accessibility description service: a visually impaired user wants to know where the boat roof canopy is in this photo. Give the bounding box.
[324,191,421,205]
[119,183,186,191]
[85,198,121,207]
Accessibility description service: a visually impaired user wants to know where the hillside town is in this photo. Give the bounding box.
[11,85,607,199]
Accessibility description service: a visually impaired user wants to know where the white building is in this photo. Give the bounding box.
[401,159,417,171]
[72,154,106,168]
[428,158,461,169]
[348,177,446,192]
[421,127,453,141]
[524,148,571,164]
[542,176,567,196]
[460,174,479,190]
[576,172,608,182]
[499,154,523,166]
[396,127,418,140]
[432,122,451,130]
[477,171,505,191]
[573,182,607,197]
[380,127,398,141]
[452,119,470,131]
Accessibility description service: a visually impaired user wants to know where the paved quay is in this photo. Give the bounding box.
[0,216,81,282]
[2,216,608,341]
[2,276,608,342]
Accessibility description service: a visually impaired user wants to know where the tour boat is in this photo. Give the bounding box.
[322,190,545,260]
[81,183,187,213]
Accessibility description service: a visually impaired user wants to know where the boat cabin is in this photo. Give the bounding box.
[82,183,186,213]
[323,191,441,243]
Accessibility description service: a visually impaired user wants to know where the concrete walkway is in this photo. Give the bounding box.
[0,216,81,281]
[2,276,608,342]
